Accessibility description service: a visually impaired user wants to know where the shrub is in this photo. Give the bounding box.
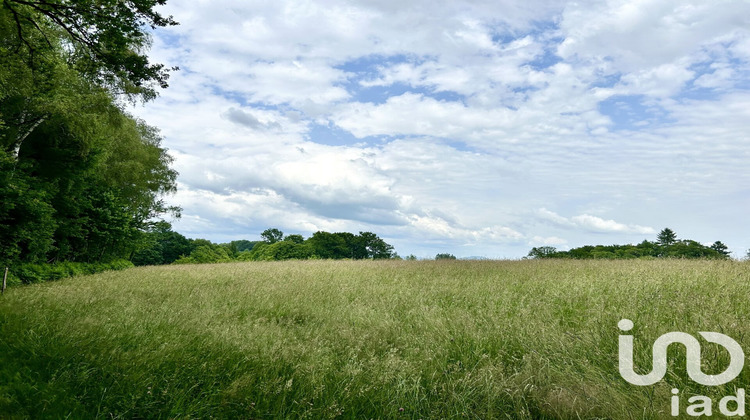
[6,260,134,285]
[435,253,457,260]
[235,251,254,261]
[172,245,232,265]
[172,256,194,264]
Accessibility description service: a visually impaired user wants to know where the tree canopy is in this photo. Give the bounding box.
[656,228,677,247]
[260,228,284,244]
[1,0,177,100]
[1,0,178,265]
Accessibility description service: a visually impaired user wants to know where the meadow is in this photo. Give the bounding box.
[1,259,749,419]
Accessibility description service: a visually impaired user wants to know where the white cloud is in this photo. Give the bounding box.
[127,0,750,258]
[537,208,574,226]
[332,93,517,141]
[692,64,735,90]
[557,0,750,70]
[618,62,695,97]
[537,209,655,234]
[570,215,655,235]
[408,213,523,243]
[531,236,568,246]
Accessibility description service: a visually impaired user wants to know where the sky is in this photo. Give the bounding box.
[129,0,750,259]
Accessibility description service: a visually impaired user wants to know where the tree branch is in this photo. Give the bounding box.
[4,0,36,57]
[13,114,46,159]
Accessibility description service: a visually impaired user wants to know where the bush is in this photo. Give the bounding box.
[235,251,255,261]
[6,260,134,285]
[171,245,232,265]
[107,259,135,271]
[435,253,457,260]
[4,271,22,287]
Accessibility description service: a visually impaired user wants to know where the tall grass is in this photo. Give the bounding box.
[1,259,749,418]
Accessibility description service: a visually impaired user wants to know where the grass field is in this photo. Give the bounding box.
[1,259,749,419]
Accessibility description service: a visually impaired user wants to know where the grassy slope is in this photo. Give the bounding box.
[0,259,749,419]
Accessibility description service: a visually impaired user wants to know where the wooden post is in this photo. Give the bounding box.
[2,267,7,294]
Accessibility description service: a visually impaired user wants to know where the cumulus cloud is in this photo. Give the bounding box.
[127,0,750,257]
[537,209,655,234]
[570,215,655,235]
[557,0,750,70]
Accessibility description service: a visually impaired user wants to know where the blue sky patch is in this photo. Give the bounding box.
[306,122,362,146]
[598,95,671,131]
[336,54,467,105]
[526,49,562,71]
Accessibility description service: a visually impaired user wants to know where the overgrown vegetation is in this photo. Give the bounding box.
[1,259,749,418]
[528,228,731,260]
[4,259,133,285]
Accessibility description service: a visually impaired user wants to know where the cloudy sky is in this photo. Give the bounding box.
[130,0,750,259]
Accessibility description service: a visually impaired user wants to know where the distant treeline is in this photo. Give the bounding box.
[527,228,732,260]
[132,225,398,266]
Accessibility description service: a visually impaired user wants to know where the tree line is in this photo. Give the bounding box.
[527,228,732,260]
[132,226,398,265]
[1,0,178,269]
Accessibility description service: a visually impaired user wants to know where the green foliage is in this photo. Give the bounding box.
[260,228,284,244]
[661,239,726,259]
[249,241,313,261]
[527,229,730,260]
[6,259,133,284]
[360,231,396,259]
[710,241,730,257]
[0,152,56,263]
[283,234,304,244]
[0,3,178,267]
[526,246,560,259]
[230,239,258,252]
[1,0,178,100]
[307,231,354,259]
[656,227,677,246]
[170,230,398,264]
[235,250,255,261]
[131,221,193,266]
[435,253,457,260]
[190,238,212,248]
[173,245,231,265]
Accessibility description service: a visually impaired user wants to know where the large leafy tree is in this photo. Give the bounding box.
[359,231,395,259]
[0,1,179,264]
[260,228,284,244]
[1,0,177,100]
[307,231,351,259]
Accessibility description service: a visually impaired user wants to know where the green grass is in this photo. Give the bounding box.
[1,259,749,419]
